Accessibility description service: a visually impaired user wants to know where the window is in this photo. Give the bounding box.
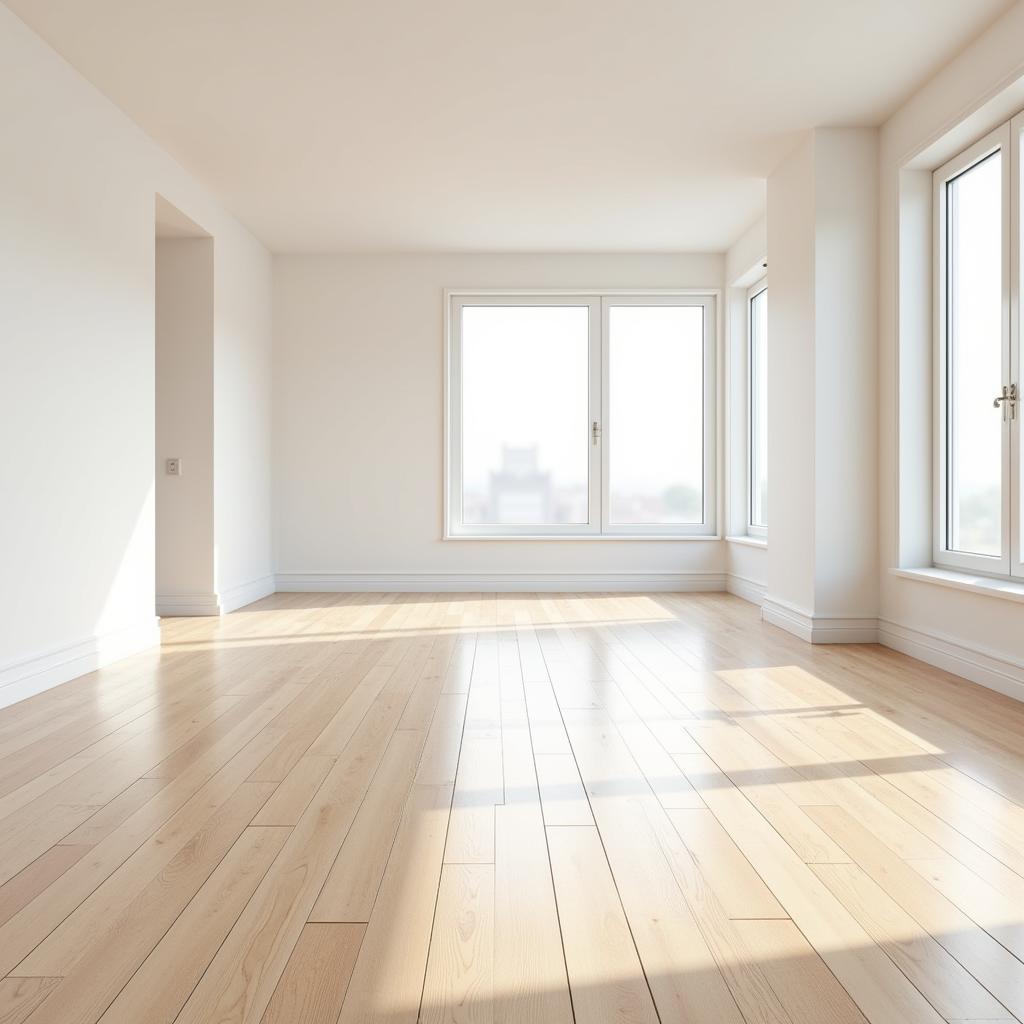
[747,280,768,534]
[934,115,1021,578]
[446,292,716,537]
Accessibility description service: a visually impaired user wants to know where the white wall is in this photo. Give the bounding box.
[767,138,818,616]
[813,130,878,619]
[0,5,273,707]
[878,0,1024,697]
[273,253,727,588]
[156,238,216,611]
[764,129,878,641]
[213,225,275,612]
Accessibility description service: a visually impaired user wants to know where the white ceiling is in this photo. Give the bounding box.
[6,0,1016,253]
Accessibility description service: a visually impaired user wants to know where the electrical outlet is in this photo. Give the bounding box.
[166,457,182,476]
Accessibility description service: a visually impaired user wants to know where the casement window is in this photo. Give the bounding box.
[445,292,717,538]
[747,280,768,535]
[934,113,1023,578]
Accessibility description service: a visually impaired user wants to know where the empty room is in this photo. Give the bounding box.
[5,1,1024,1022]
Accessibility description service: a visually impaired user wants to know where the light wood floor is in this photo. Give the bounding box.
[1,593,1024,1024]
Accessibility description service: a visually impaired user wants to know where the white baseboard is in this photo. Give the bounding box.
[726,573,766,606]
[878,618,1024,704]
[0,617,161,711]
[156,592,222,617]
[219,574,276,613]
[761,597,878,644]
[274,570,728,593]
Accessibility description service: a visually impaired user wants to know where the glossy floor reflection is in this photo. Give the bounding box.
[0,592,1022,1024]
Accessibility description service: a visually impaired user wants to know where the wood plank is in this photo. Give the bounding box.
[813,862,1012,1023]
[261,923,365,1024]
[0,679,304,977]
[336,783,454,1024]
[534,753,593,826]
[546,826,660,1024]
[493,803,574,1024]
[0,978,61,1024]
[676,752,947,1024]
[668,808,787,920]
[98,826,291,1024]
[11,783,277,1024]
[173,679,418,1024]
[492,696,573,1024]
[908,856,1024,963]
[687,719,851,864]
[807,805,1024,1022]
[445,734,501,864]
[60,777,169,846]
[421,864,494,1024]
[563,710,776,1024]
[310,729,424,921]
[251,754,336,827]
[731,919,870,1024]
[0,843,90,929]
[13,779,278,978]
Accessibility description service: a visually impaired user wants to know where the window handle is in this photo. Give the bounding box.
[592,420,602,445]
[994,383,1018,421]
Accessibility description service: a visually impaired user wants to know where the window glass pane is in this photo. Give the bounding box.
[461,305,589,525]
[750,287,768,529]
[608,305,703,524]
[946,151,1002,557]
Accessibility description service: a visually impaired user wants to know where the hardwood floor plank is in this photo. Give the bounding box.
[445,734,502,863]
[310,729,424,922]
[732,919,870,1024]
[676,752,947,1024]
[421,864,494,1024]
[11,781,278,1021]
[687,719,851,864]
[547,826,660,1024]
[0,844,90,929]
[0,978,61,1024]
[174,677,419,1024]
[0,682,301,977]
[493,802,574,1024]
[493,697,574,1024]
[261,922,365,1024]
[335,782,454,1024]
[98,826,291,1024]
[908,856,1024,961]
[668,807,787,920]
[813,861,1012,1022]
[807,805,1024,1022]
[60,777,169,846]
[534,753,593,826]
[251,754,336,827]
[564,709,775,1024]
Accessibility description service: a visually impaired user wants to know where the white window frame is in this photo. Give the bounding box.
[933,123,1015,577]
[746,278,768,538]
[444,290,717,539]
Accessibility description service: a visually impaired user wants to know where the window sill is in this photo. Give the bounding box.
[725,535,767,550]
[443,534,722,542]
[891,566,1024,605]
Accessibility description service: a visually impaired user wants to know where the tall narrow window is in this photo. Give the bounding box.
[934,122,1013,576]
[460,305,592,528]
[447,292,716,538]
[748,281,768,533]
[606,303,705,528]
